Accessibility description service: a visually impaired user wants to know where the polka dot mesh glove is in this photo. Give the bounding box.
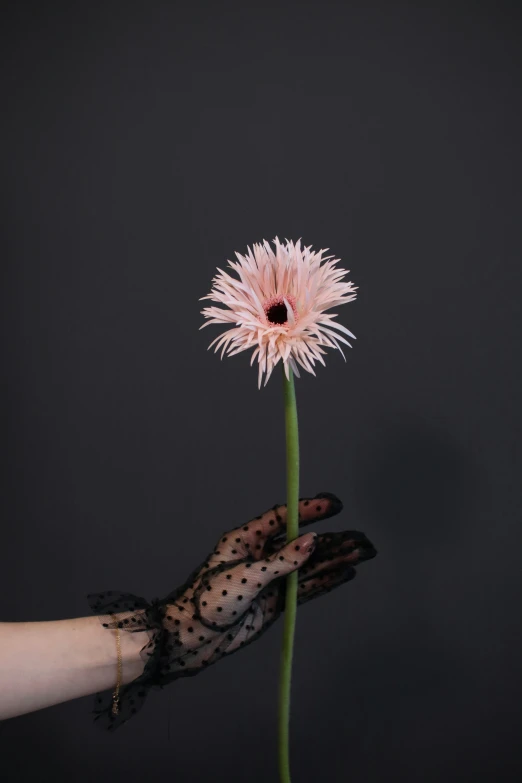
[87,492,377,730]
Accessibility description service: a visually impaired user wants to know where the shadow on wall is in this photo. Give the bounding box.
[350,411,482,545]
[317,412,493,781]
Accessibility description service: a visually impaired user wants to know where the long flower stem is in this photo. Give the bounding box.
[278,366,299,783]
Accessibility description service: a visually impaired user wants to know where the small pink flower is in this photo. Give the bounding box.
[200,238,357,388]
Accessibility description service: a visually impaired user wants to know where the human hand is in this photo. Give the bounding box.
[88,492,376,729]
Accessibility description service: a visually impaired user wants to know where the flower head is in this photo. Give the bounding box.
[200,238,357,388]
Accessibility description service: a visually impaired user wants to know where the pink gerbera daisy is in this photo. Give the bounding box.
[200,237,357,388]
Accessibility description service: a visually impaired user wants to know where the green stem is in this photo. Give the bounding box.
[278,365,299,783]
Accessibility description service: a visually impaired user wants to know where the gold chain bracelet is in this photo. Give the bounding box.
[112,617,122,715]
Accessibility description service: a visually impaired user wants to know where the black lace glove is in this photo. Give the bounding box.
[87,492,377,730]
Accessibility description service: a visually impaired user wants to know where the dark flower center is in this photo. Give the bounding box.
[266,302,288,325]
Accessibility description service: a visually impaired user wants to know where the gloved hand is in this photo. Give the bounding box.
[88,492,377,730]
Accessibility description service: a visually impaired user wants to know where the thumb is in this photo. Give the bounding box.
[193,532,318,630]
[253,531,318,588]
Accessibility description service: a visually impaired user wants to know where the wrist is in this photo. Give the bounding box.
[120,627,149,684]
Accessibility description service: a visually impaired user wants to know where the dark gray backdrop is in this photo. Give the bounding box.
[1,1,521,781]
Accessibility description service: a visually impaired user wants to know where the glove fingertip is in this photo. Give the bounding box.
[282,532,317,564]
[314,492,343,517]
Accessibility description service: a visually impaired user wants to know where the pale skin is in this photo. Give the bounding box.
[0,616,148,720]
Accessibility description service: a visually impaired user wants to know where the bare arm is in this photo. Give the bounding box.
[0,617,148,720]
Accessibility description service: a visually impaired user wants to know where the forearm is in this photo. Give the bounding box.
[0,617,148,719]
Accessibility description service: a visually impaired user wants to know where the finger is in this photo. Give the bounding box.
[271,492,343,532]
[222,492,343,554]
[298,531,377,583]
[264,493,345,554]
[297,492,344,524]
[297,566,358,606]
[296,531,377,606]
[251,531,318,588]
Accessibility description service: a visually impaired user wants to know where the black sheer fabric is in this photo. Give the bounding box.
[87,492,377,730]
